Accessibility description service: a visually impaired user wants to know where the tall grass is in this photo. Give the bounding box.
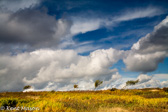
[0,89,168,112]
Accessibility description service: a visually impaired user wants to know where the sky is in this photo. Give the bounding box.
[0,0,168,92]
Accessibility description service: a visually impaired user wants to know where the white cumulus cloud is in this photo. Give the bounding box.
[0,48,124,92]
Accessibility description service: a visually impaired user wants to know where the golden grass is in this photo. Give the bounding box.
[98,107,130,112]
[0,89,168,112]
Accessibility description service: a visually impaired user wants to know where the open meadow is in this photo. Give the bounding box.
[0,89,168,112]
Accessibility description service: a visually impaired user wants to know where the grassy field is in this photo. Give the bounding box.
[0,89,168,112]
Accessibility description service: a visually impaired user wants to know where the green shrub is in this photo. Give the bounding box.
[51,90,55,93]
[1,99,18,108]
[110,88,117,91]
[163,87,168,92]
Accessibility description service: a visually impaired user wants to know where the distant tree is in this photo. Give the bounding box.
[74,84,78,89]
[95,80,103,88]
[23,85,32,90]
[126,79,139,86]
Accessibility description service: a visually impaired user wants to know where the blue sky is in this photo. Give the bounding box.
[0,0,168,91]
[42,0,168,76]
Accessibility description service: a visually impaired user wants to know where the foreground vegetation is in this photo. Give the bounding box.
[0,88,168,112]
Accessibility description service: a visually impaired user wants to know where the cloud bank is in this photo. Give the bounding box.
[0,46,167,92]
[1,15,168,91]
[0,48,124,91]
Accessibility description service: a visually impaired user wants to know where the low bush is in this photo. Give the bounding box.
[1,99,18,108]
[110,88,117,91]
[50,90,55,93]
[163,87,168,92]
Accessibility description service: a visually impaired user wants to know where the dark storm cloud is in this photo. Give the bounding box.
[132,16,168,54]
[124,16,168,72]
[0,8,72,47]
